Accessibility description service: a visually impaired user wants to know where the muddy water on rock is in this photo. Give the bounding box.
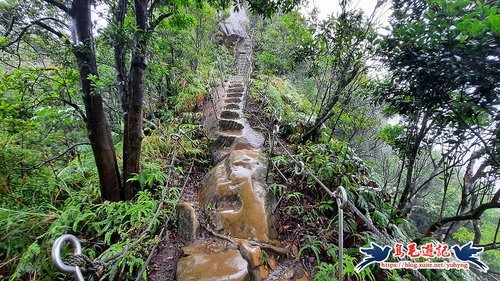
[177,249,249,281]
[201,148,272,242]
[177,5,279,281]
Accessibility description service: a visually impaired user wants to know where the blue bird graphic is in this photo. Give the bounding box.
[452,242,489,272]
[355,243,392,272]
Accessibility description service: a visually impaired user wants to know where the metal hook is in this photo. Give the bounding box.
[171,133,181,142]
[272,124,280,135]
[335,186,348,209]
[51,234,84,281]
[294,161,305,175]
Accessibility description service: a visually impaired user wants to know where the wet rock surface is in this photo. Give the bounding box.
[177,202,200,242]
[219,119,245,132]
[239,243,262,267]
[177,249,249,281]
[174,5,301,281]
[200,147,275,241]
[221,110,241,119]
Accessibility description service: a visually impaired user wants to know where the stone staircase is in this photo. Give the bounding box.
[175,7,307,281]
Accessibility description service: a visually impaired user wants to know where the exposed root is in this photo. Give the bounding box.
[203,225,289,255]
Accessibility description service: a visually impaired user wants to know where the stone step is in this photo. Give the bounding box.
[224,104,241,110]
[177,243,249,281]
[226,93,243,99]
[220,110,240,119]
[210,135,237,151]
[227,87,244,93]
[219,130,243,137]
[219,119,244,131]
[200,148,275,242]
[226,98,242,103]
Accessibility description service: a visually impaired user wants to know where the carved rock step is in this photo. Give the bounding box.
[224,104,241,110]
[226,98,242,103]
[219,130,243,137]
[227,93,244,98]
[200,147,276,242]
[219,119,244,132]
[221,110,240,120]
[227,87,244,93]
[210,135,236,152]
[229,78,244,81]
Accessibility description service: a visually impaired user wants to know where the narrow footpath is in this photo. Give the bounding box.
[169,7,308,281]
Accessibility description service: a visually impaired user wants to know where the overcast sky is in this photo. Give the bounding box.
[301,0,392,33]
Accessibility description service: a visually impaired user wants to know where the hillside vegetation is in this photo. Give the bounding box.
[0,0,498,280]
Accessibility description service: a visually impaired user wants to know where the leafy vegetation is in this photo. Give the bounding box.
[0,0,498,280]
[251,0,499,279]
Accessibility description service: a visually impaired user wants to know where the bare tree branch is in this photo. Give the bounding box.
[26,143,90,170]
[149,12,173,32]
[3,17,16,37]
[1,18,68,51]
[425,188,500,237]
[40,0,71,15]
[473,242,500,251]
[58,98,88,122]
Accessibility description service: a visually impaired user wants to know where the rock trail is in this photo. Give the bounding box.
[175,7,308,281]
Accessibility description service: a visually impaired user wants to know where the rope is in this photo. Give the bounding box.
[258,99,428,281]
[134,162,194,281]
[337,197,344,281]
[67,255,105,281]
[52,134,183,281]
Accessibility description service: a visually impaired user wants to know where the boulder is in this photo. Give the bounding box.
[177,202,199,242]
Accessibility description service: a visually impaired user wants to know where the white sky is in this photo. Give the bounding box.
[301,1,498,188]
[301,0,392,33]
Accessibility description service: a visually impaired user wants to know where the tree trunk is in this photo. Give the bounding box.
[430,153,488,240]
[397,111,430,215]
[71,0,121,201]
[114,0,128,107]
[302,63,359,143]
[122,0,148,199]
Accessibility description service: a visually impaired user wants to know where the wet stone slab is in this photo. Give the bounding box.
[227,87,244,93]
[227,93,244,98]
[221,111,240,120]
[224,104,241,110]
[177,244,249,281]
[200,148,276,242]
[219,119,244,131]
[226,98,242,103]
[210,135,237,151]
